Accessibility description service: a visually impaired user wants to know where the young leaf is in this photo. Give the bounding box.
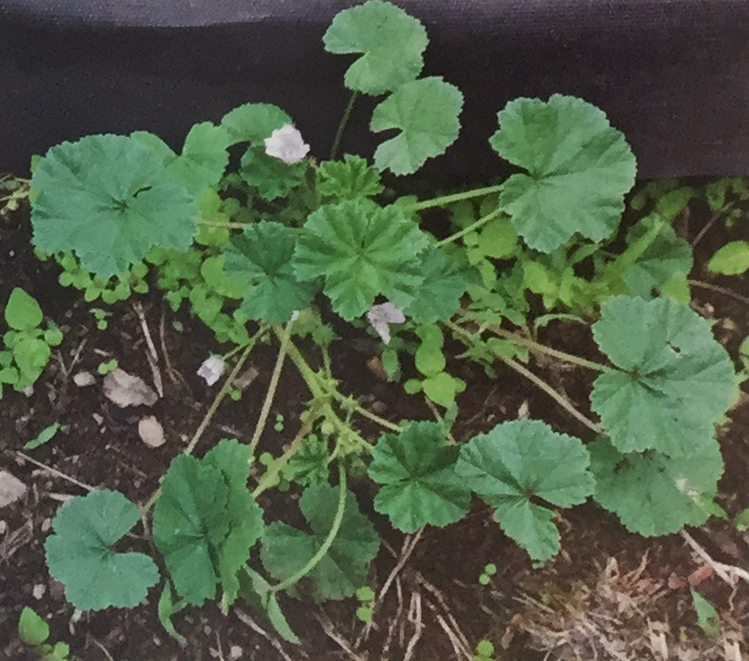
[317,155,384,201]
[403,250,468,323]
[621,219,693,299]
[691,589,721,637]
[44,490,160,610]
[323,0,428,95]
[239,146,307,201]
[164,122,231,196]
[24,422,64,451]
[293,200,430,319]
[31,135,197,277]
[5,288,43,330]
[261,484,380,600]
[371,77,463,175]
[490,95,636,252]
[18,607,50,646]
[591,296,735,456]
[707,240,749,276]
[221,103,292,144]
[589,437,723,537]
[152,455,230,606]
[224,221,318,323]
[369,421,471,532]
[456,420,594,563]
[238,567,300,644]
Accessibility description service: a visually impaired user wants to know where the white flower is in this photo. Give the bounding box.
[366,302,405,344]
[264,124,310,165]
[197,356,225,386]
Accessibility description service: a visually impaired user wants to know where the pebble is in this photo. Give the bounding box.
[138,416,166,448]
[33,584,46,599]
[102,369,158,407]
[229,646,242,659]
[73,371,96,387]
[0,471,27,508]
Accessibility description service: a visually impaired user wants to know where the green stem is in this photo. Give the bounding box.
[435,206,504,248]
[141,331,262,514]
[252,413,317,498]
[599,218,665,283]
[283,337,373,452]
[497,355,602,434]
[269,463,348,593]
[250,320,294,454]
[490,327,609,372]
[404,183,504,213]
[330,91,359,161]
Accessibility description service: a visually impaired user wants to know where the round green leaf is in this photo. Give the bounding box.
[224,221,318,323]
[220,103,291,144]
[490,95,636,252]
[44,490,160,610]
[369,421,472,532]
[589,437,723,536]
[371,77,463,175]
[591,296,735,456]
[456,420,594,563]
[293,200,430,319]
[239,146,307,201]
[31,135,197,277]
[5,288,43,331]
[707,240,749,276]
[164,122,231,196]
[403,250,468,324]
[323,0,428,95]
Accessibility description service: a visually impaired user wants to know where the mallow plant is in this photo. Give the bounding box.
[19,0,742,647]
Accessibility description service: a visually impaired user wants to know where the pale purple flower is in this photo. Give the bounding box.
[366,302,405,344]
[197,356,225,386]
[264,124,310,165]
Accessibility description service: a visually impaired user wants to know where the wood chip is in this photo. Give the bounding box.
[138,416,166,448]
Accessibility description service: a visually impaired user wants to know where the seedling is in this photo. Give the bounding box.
[97,358,118,375]
[24,422,68,451]
[1,288,62,396]
[355,586,375,622]
[478,563,498,586]
[473,639,496,661]
[690,589,721,638]
[17,607,72,661]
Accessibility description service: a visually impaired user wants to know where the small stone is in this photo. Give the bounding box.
[103,369,158,408]
[0,520,7,535]
[138,416,166,448]
[229,646,243,660]
[0,471,27,508]
[33,584,46,600]
[73,371,96,387]
[41,518,52,532]
[92,413,104,425]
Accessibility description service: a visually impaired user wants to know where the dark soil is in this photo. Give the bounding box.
[1,182,749,661]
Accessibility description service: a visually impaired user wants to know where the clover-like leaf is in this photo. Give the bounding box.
[621,218,693,299]
[224,221,318,323]
[32,135,197,277]
[403,249,468,323]
[152,455,230,606]
[371,77,463,175]
[490,95,636,252]
[589,437,723,536]
[5,288,43,331]
[456,420,594,563]
[221,103,292,144]
[323,0,428,95]
[591,296,735,456]
[261,484,380,600]
[293,200,430,319]
[44,490,160,610]
[317,155,384,201]
[369,421,471,532]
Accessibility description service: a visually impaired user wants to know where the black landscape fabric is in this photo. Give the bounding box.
[1,0,749,183]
